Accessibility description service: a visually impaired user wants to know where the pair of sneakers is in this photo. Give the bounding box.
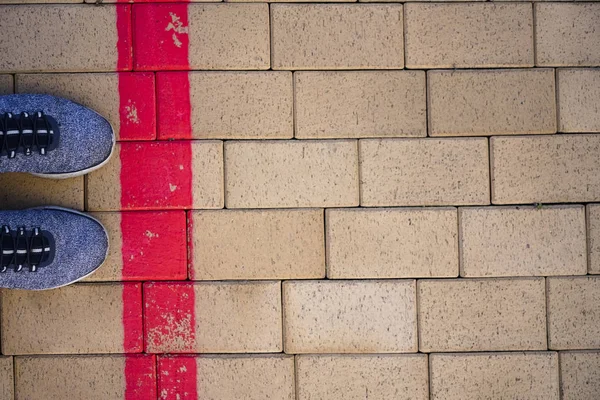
[0,94,114,290]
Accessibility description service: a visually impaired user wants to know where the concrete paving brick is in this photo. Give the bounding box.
[14,355,156,400]
[295,71,426,139]
[144,281,282,353]
[405,3,533,68]
[158,71,292,140]
[491,135,600,204]
[430,352,559,400]
[0,357,13,400]
[536,4,600,67]
[428,69,556,136]
[133,4,269,70]
[271,5,404,70]
[326,208,458,278]
[158,355,295,400]
[547,276,600,350]
[558,69,600,133]
[588,204,600,274]
[418,278,547,352]
[0,5,129,72]
[296,354,428,400]
[225,140,359,208]
[0,174,83,210]
[87,141,224,211]
[1,0,80,3]
[360,138,489,207]
[87,211,187,281]
[17,73,156,140]
[460,206,587,277]
[190,209,325,280]
[560,351,600,400]
[1,283,142,355]
[0,75,13,94]
[283,280,417,353]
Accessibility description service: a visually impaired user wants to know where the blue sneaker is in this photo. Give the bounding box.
[0,94,115,178]
[0,207,108,290]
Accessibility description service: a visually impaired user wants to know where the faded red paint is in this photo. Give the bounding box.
[121,211,187,280]
[133,4,190,71]
[157,356,198,400]
[122,283,144,353]
[118,73,156,140]
[119,141,193,210]
[157,72,192,140]
[124,355,157,399]
[143,282,196,354]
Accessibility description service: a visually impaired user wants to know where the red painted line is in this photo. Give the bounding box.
[116,5,132,71]
[157,72,192,140]
[122,283,144,353]
[186,211,194,280]
[144,282,196,354]
[121,211,187,280]
[124,355,157,399]
[118,73,156,141]
[157,355,198,400]
[133,4,190,71]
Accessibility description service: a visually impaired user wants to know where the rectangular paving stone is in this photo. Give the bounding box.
[558,69,600,133]
[144,281,282,353]
[0,174,83,210]
[405,3,533,68]
[0,75,13,94]
[295,71,426,139]
[296,355,428,400]
[133,4,269,70]
[536,4,600,67]
[460,206,587,277]
[271,5,404,70]
[326,208,458,278]
[430,352,559,400]
[14,355,156,400]
[560,351,600,400]
[157,71,292,139]
[0,357,13,400]
[158,355,294,400]
[588,204,600,274]
[87,211,187,281]
[1,283,143,355]
[225,140,358,208]
[283,280,417,353]
[17,73,156,140]
[418,278,547,352]
[87,141,224,211]
[428,69,556,136]
[0,5,130,72]
[491,135,600,204]
[547,276,600,350]
[360,138,489,207]
[191,209,325,280]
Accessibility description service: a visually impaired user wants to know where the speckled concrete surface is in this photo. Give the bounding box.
[558,69,600,133]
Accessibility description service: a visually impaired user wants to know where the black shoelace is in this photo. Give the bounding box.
[0,112,56,158]
[0,226,53,272]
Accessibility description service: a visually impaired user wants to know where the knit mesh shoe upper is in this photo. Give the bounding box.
[0,94,114,178]
[0,207,108,290]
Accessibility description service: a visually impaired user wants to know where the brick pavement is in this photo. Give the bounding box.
[0,1,599,399]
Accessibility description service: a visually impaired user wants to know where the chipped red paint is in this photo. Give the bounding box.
[125,355,157,399]
[121,211,188,280]
[143,282,197,354]
[118,73,156,141]
[157,72,192,140]
[157,355,198,400]
[122,283,144,353]
[119,141,193,210]
[133,4,190,71]
[186,211,194,280]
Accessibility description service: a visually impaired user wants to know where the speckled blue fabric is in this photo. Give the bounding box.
[0,208,108,290]
[0,94,114,176]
